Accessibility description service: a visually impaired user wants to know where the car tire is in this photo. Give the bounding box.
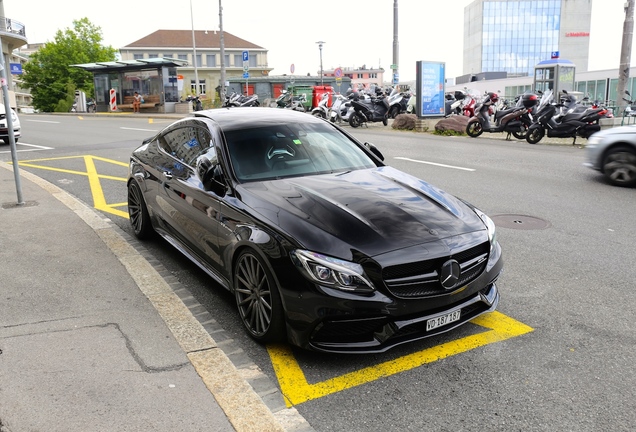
[234,249,285,343]
[526,126,544,144]
[466,120,483,137]
[602,146,636,187]
[127,181,154,239]
[349,113,363,128]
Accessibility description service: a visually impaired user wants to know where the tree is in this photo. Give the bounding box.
[22,18,117,112]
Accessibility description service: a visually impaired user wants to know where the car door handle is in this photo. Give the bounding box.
[162,171,173,180]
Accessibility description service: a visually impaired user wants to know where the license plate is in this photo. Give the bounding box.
[426,309,461,331]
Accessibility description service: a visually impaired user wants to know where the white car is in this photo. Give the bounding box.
[0,104,21,145]
[585,125,636,187]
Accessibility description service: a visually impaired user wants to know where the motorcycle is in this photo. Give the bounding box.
[186,95,203,111]
[466,91,538,140]
[329,93,354,123]
[311,92,331,119]
[387,88,409,119]
[444,90,467,117]
[223,92,259,107]
[348,93,390,128]
[622,90,636,117]
[525,89,608,145]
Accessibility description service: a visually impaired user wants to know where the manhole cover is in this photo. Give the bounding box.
[1,200,39,210]
[491,214,551,230]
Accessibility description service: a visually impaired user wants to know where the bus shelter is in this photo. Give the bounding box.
[71,58,189,113]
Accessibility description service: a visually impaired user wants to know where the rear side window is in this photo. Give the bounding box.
[158,122,213,167]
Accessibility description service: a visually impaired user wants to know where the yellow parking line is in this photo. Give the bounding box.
[268,311,533,406]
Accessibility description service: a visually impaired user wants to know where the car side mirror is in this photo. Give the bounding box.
[197,156,226,195]
[364,142,384,161]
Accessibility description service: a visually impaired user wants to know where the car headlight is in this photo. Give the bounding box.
[290,250,375,293]
[473,208,497,247]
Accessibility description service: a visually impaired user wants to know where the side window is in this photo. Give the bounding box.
[157,124,213,167]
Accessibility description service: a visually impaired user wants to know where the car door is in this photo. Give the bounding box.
[156,120,224,272]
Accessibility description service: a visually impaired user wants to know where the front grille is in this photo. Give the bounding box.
[382,242,490,299]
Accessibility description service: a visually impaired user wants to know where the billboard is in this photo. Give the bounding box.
[416,61,445,117]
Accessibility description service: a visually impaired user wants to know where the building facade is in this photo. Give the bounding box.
[0,0,28,110]
[463,0,592,77]
[119,30,272,102]
[323,66,385,93]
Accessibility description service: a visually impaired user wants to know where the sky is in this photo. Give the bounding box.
[5,0,636,82]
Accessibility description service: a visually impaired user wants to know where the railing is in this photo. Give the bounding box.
[0,16,26,37]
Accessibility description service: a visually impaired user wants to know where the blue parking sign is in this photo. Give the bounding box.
[243,51,249,62]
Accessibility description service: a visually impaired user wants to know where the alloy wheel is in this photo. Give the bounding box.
[603,147,636,187]
[234,251,284,342]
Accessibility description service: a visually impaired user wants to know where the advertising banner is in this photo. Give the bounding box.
[416,61,445,117]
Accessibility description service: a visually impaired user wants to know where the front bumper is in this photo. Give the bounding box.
[281,241,504,354]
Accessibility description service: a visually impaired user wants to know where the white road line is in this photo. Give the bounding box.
[120,127,159,132]
[0,142,54,153]
[24,120,60,124]
[394,157,475,172]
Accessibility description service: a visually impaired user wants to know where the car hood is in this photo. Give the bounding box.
[237,167,486,258]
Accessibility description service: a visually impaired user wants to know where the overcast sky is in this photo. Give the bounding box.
[5,0,635,82]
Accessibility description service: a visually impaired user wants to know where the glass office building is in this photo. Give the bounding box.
[464,0,592,77]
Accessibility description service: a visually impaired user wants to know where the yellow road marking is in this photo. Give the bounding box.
[268,311,533,406]
[18,155,129,219]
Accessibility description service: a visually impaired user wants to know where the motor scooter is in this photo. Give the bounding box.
[525,89,608,145]
[466,92,538,140]
[348,94,390,128]
[311,92,331,119]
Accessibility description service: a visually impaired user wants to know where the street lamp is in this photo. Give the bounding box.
[316,41,325,85]
[190,0,200,96]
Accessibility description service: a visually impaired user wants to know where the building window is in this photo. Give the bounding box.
[133,54,144,60]
[149,54,159,59]
[206,54,216,67]
[234,54,242,67]
[190,79,206,95]
[193,54,201,68]
[249,56,257,67]
[178,54,187,61]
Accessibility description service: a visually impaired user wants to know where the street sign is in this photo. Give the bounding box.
[243,72,249,79]
[334,67,343,78]
[242,51,249,62]
[290,63,295,74]
[243,62,249,72]
[390,64,398,70]
[393,73,399,85]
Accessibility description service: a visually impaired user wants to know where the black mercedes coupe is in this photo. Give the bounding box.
[127,107,503,353]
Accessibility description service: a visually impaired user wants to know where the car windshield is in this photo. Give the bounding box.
[223,122,378,182]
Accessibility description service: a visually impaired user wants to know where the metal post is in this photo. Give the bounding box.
[617,0,634,116]
[219,0,226,102]
[393,0,399,88]
[0,36,24,204]
[190,0,200,96]
[316,41,325,85]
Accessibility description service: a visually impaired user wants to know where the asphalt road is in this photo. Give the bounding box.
[3,113,635,431]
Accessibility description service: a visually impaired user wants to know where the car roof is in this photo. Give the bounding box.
[193,107,325,132]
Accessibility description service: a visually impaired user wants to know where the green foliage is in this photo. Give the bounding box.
[21,18,117,112]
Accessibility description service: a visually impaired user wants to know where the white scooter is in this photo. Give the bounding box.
[311,92,330,119]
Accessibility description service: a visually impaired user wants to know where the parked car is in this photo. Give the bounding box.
[0,104,20,145]
[585,125,636,187]
[127,108,503,353]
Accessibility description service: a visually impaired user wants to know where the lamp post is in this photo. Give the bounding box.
[190,0,200,96]
[219,0,226,102]
[316,41,325,85]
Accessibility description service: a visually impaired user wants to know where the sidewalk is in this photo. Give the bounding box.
[0,161,312,432]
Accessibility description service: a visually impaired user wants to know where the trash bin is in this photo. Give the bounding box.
[291,85,313,111]
[313,86,334,108]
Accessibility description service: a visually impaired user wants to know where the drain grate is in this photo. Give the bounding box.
[491,214,551,230]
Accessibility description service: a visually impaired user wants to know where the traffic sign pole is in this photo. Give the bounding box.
[242,51,249,95]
